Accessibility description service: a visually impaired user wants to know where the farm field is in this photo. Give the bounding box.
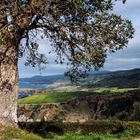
[18,87,140,104]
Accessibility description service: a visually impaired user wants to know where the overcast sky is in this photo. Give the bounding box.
[19,0,140,78]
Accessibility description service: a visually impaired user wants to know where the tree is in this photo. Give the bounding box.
[0,0,134,126]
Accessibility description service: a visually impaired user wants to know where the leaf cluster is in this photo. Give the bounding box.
[0,0,134,81]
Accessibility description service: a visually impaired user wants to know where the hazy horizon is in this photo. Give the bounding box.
[19,68,140,78]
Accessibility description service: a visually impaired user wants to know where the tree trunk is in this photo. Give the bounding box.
[0,32,19,127]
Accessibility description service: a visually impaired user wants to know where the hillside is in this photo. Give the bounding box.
[18,88,140,104]
[19,68,140,88]
[19,75,69,88]
[86,68,140,88]
[18,89,140,122]
[20,75,67,84]
[17,88,140,139]
[19,71,109,88]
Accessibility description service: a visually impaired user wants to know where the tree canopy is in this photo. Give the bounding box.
[0,0,134,81]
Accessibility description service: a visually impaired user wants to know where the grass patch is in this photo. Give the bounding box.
[0,127,45,140]
[47,132,129,140]
[18,88,140,104]
[43,124,140,140]
[18,91,97,104]
[19,121,140,138]
[1,121,140,140]
[49,132,115,140]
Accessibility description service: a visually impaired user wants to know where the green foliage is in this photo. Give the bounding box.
[51,133,113,140]
[46,122,140,139]
[19,120,140,135]
[1,121,140,140]
[36,125,140,140]
[130,102,140,121]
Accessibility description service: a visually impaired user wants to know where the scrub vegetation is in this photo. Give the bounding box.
[1,123,140,140]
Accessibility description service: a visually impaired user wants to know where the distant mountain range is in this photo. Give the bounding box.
[86,68,140,88]
[19,68,140,88]
[20,74,67,84]
[19,74,68,88]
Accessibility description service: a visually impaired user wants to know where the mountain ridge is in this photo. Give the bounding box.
[19,68,140,88]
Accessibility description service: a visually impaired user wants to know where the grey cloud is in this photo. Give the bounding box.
[103,0,140,71]
[114,0,140,17]
[19,63,67,78]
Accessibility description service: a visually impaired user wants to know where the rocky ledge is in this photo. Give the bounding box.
[18,90,140,123]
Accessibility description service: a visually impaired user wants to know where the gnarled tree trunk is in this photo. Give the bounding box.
[0,31,19,127]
